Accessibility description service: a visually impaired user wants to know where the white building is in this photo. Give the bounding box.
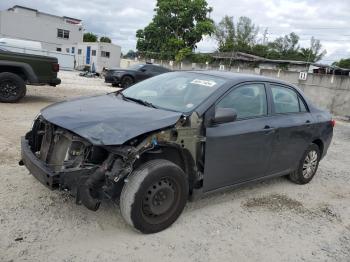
[67,42,121,72]
[0,5,83,52]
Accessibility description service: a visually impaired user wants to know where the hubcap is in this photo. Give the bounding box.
[0,80,19,98]
[142,178,178,220]
[302,150,318,179]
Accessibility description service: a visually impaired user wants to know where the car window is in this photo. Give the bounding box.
[271,85,302,114]
[142,65,153,72]
[217,83,267,119]
[128,64,144,70]
[122,72,226,112]
[153,66,168,73]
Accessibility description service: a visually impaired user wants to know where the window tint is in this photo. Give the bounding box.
[153,66,168,73]
[217,84,267,119]
[271,85,301,114]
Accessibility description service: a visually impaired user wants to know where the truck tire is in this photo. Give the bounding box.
[289,143,321,184]
[120,159,188,234]
[0,72,26,103]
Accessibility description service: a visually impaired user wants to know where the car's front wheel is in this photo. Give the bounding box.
[120,76,134,88]
[289,143,321,184]
[120,159,188,234]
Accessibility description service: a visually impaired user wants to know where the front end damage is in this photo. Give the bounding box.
[20,113,204,211]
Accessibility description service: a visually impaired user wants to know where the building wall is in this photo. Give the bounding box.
[0,6,83,51]
[70,42,121,72]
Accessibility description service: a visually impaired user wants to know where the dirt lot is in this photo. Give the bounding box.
[1,71,350,262]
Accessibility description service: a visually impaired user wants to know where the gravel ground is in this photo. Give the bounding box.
[0,71,349,262]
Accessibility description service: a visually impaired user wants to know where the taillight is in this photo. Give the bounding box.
[330,119,336,127]
[52,63,59,72]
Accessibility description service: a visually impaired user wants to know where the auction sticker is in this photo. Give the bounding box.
[191,79,217,87]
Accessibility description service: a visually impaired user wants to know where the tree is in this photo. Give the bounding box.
[214,16,258,53]
[213,15,328,63]
[332,58,350,69]
[235,17,259,50]
[268,32,300,58]
[136,0,214,60]
[299,37,326,62]
[214,15,235,52]
[100,36,112,43]
[83,32,98,42]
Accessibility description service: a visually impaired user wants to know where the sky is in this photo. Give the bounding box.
[0,0,349,64]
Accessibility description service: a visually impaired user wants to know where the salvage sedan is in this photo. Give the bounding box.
[20,71,334,233]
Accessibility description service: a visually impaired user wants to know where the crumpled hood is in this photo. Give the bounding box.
[41,94,182,145]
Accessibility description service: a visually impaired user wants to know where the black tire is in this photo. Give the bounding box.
[289,143,321,184]
[0,72,26,103]
[120,76,134,89]
[120,159,188,234]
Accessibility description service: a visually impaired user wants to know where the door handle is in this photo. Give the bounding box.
[263,125,275,134]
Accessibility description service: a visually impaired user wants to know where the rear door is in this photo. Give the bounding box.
[267,84,314,175]
[203,82,275,192]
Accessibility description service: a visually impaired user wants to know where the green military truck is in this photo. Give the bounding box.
[0,48,61,103]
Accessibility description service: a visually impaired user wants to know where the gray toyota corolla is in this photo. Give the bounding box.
[20,71,334,233]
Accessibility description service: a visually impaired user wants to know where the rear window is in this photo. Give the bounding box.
[271,85,307,114]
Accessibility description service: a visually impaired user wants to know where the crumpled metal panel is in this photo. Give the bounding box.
[41,94,182,145]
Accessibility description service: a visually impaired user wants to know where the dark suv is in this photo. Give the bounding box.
[105,63,171,88]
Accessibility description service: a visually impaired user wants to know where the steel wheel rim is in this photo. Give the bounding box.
[141,177,180,224]
[0,79,19,98]
[302,150,318,179]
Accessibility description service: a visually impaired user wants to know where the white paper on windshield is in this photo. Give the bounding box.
[190,79,217,87]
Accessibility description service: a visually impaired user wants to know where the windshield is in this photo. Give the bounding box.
[122,72,226,112]
[128,64,144,70]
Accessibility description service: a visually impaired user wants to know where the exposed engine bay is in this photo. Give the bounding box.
[21,113,204,211]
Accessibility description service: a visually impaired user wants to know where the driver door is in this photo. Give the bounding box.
[203,83,275,192]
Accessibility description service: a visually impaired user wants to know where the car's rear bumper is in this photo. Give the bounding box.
[20,137,97,193]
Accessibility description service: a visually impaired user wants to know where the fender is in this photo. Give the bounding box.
[0,60,38,83]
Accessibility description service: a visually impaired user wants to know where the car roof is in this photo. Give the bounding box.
[188,70,292,86]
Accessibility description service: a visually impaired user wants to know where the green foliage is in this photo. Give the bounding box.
[83,32,98,42]
[214,16,326,63]
[100,36,112,43]
[214,16,258,53]
[136,0,214,60]
[332,58,350,69]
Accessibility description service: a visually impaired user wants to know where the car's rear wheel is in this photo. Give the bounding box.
[0,72,26,103]
[120,76,134,89]
[120,159,188,234]
[289,144,321,184]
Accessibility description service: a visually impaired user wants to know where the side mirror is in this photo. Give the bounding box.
[213,108,237,124]
[140,68,146,72]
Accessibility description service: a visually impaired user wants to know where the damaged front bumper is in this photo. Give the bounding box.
[20,137,97,194]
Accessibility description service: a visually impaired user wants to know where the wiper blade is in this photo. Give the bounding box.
[120,93,157,108]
